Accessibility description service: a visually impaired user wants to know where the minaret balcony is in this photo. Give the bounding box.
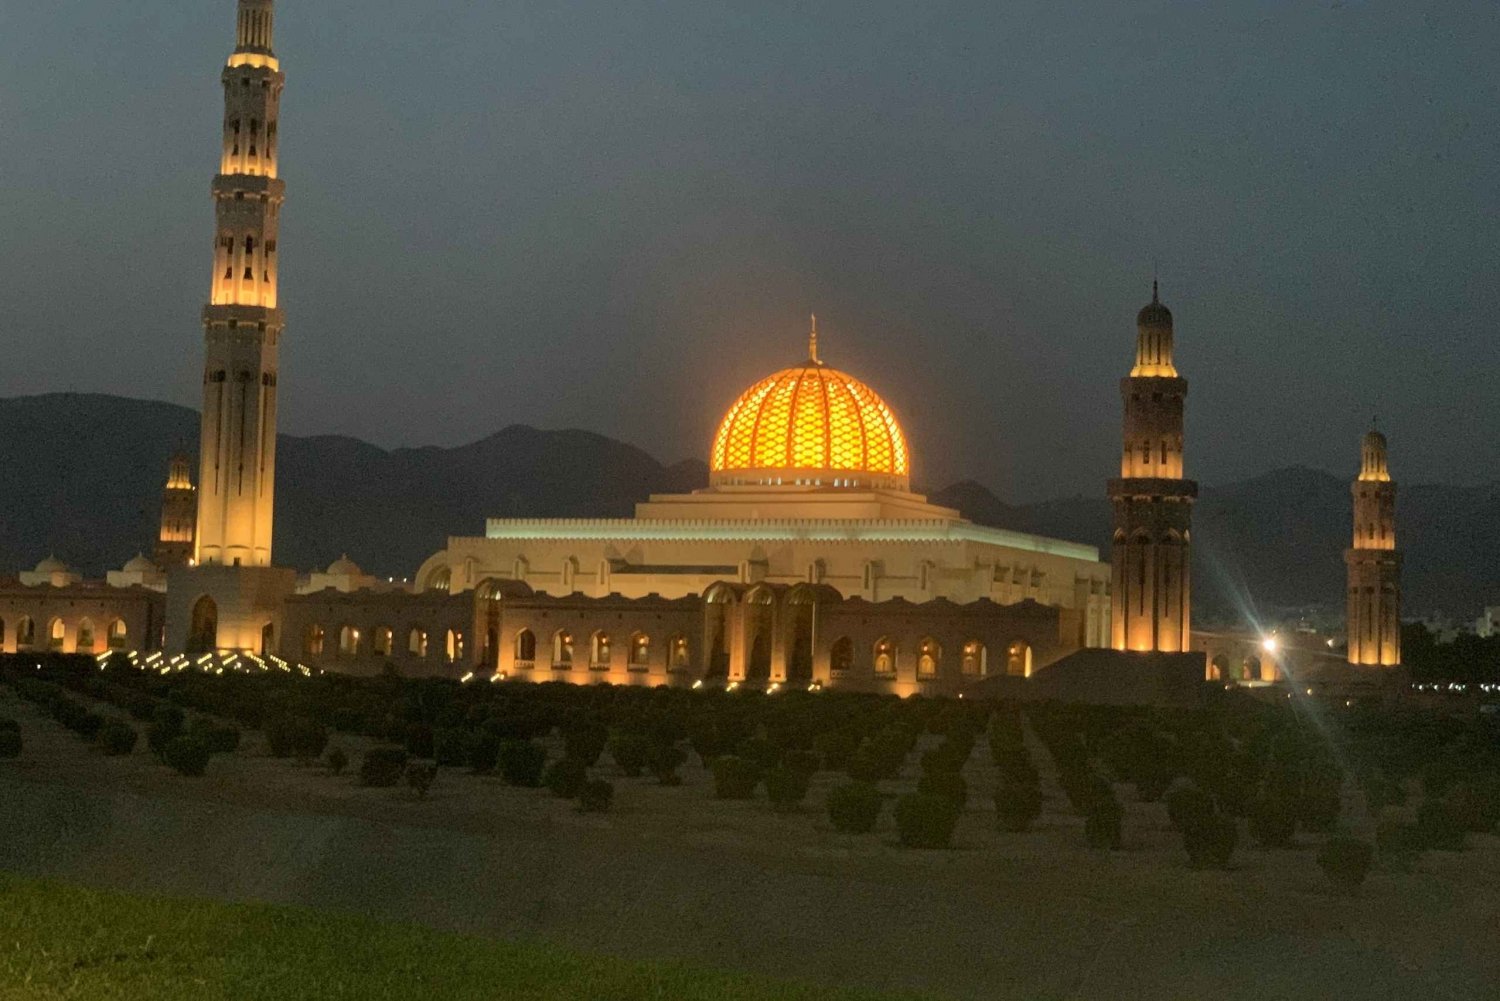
[1106,478,1198,500]
[212,175,284,199]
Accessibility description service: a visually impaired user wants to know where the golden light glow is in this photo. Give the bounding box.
[227,53,279,71]
[710,359,909,485]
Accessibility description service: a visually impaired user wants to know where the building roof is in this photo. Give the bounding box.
[482,516,1100,561]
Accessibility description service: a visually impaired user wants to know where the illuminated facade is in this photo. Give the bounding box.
[1108,284,1196,653]
[1345,428,1401,666]
[414,320,1114,666]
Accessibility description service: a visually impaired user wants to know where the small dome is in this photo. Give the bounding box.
[1137,282,1172,328]
[34,555,69,574]
[710,319,910,490]
[326,554,363,576]
[123,553,159,573]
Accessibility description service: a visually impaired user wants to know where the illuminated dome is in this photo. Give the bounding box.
[710,318,910,490]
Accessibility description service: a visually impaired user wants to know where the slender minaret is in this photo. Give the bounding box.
[195,0,284,568]
[154,453,198,568]
[1107,283,1197,653]
[1345,427,1401,666]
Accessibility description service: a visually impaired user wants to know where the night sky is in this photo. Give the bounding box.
[2,1,1495,501]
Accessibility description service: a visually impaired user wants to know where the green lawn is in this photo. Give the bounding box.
[0,874,929,1001]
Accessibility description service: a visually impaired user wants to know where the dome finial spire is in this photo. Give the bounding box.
[808,313,820,364]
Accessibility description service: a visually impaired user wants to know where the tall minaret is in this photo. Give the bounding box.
[1345,428,1401,666]
[195,0,285,568]
[154,453,198,569]
[1107,283,1197,653]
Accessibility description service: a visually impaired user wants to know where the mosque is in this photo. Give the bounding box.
[0,0,1405,702]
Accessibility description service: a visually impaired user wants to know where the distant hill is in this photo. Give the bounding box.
[3,393,1496,619]
[931,471,1500,622]
[0,394,705,581]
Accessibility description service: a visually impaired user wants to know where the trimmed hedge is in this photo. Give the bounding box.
[711,756,761,800]
[828,781,883,833]
[765,766,810,812]
[894,793,959,849]
[98,720,139,756]
[164,736,211,777]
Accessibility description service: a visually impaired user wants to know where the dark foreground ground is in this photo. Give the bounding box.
[0,873,926,1000]
[1,685,1496,1001]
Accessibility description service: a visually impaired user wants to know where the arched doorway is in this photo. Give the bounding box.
[188,596,218,654]
[1208,654,1231,681]
[1006,639,1032,677]
[785,600,814,684]
[704,583,734,679]
[745,585,774,683]
[962,640,987,677]
[748,632,771,683]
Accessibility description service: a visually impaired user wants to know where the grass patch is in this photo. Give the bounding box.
[0,873,927,1001]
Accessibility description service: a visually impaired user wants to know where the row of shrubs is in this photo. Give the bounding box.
[1,671,240,777]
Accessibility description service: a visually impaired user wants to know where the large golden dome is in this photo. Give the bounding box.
[709,319,910,490]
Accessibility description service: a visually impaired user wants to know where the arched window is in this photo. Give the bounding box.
[372,626,392,656]
[425,567,451,593]
[629,632,650,667]
[48,618,66,651]
[76,619,96,653]
[668,635,690,670]
[961,640,986,676]
[408,627,427,658]
[561,557,578,592]
[338,625,359,657]
[17,616,35,648]
[873,637,897,675]
[515,628,536,663]
[1006,640,1032,678]
[590,631,611,669]
[188,597,217,654]
[108,619,128,650]
[830,636,854,673]
[917,637,940,677]
[445,629,462,663]
[305,623,325,656]
[554,630,574,666]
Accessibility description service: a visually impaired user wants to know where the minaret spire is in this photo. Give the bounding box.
[808,313,820,364]
[1107,285,1197,654]
[1346,428,1401,666]
[195,0,286,568]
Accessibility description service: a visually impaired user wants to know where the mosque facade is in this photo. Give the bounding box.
[0,0,1407,702]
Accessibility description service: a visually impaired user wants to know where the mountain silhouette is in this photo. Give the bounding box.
[3,394,1495,620]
